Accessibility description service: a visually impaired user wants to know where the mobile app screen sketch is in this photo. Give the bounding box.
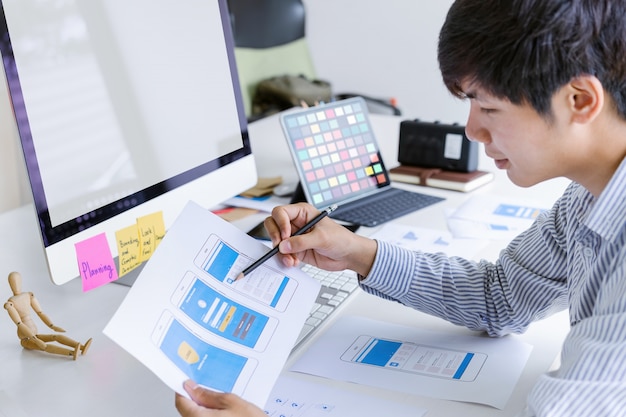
[341,336,486,381]
[493,204,544,220]
[171,272,277,351]
[194,235,297,311]
[151,312,257,393]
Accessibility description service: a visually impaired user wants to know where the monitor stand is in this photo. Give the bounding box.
[112,258,147,287]
[289,181,307,204]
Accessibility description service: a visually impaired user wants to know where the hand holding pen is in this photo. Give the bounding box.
[236,204,338,280]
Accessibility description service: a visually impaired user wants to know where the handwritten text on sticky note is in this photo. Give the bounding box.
[75,232,119,291]
[137,211,166,262]
[115,224,141,277]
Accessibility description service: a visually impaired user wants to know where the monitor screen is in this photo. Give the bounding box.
[0,0,257,285]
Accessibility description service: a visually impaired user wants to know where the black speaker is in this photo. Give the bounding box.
[398,120,478,172]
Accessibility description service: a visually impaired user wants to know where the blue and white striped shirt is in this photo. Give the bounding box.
[361,158,626,416]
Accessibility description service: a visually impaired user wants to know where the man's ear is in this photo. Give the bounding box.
[568,75,604,124]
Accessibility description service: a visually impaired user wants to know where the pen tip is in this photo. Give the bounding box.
[235,272,244,281]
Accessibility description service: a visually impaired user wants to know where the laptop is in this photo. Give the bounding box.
[280,97,444,227]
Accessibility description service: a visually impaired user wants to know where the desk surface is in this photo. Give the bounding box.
[0,113,571,417]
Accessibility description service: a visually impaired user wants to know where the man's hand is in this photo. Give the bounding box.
[175,380,266,417]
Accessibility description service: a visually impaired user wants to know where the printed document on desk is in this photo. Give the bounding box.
[265,374,427,416]
[291,315,532,409]
[447,195,550,241]
[104,201,320,408]
[368,223,489,259]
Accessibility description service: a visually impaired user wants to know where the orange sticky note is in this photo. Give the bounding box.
[115,224,141,277]
[137,211,166,262]
[75,232,119,291]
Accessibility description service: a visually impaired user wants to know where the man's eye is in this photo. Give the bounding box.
[481,108,496,114]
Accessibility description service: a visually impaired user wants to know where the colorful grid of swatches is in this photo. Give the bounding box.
[283,100,388,207]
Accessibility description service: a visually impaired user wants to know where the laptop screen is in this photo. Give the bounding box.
[281,97,391,209]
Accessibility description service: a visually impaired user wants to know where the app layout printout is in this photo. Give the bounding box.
[194,234,297,312]
[171,272,277,351]
[282,98,390,208]
[152,311,256,393]
[104,201,322,409]
[341,336,487,382]
[493,204,544,220]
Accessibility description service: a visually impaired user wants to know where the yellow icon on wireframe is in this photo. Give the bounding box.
[177,341,199,364]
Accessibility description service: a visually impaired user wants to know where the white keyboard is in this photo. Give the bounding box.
[293,264,360,348]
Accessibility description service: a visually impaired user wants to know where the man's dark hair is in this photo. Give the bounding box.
[438,0,626,120]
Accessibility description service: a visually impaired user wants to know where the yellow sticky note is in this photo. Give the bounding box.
[115,224,141,277]
[137,211,166,262]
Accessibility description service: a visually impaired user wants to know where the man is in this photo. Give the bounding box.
[176,0,626,415]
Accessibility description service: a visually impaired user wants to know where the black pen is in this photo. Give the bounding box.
[236,204,338,280]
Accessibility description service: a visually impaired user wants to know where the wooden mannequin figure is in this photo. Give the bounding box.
[4,271,92,360]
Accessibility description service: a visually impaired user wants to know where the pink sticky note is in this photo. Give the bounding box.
[75,232,119,291]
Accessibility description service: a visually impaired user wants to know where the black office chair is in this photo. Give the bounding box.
[227,0,401,119]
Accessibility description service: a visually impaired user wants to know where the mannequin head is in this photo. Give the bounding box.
[8,271,22,296]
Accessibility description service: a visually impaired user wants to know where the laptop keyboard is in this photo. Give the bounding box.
[331,187,444,227]
[293,264,360,348]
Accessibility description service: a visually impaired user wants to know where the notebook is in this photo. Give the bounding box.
[280,97,444,227]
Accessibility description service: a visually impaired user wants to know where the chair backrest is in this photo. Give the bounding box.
[228,0,317,117]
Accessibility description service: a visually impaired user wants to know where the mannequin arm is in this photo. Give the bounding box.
[4,301,22,326]
[4,302,46,349]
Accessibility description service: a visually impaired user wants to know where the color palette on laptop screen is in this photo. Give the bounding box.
[283,100,389,207]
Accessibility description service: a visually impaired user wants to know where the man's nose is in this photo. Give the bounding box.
[465,106,490,144]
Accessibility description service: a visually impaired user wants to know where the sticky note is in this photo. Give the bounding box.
[115,224,141,277]
[75,232,119,291]
[137,211,166,262]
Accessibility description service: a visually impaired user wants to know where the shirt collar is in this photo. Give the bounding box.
[585,156,626,242]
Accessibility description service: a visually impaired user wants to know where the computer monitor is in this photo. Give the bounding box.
[0,0,257,286]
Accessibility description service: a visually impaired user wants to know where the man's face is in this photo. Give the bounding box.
[460,81,573,188]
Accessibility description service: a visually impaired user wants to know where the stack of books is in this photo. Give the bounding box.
[389,165,494,193]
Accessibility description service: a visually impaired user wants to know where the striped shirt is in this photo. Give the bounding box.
[360,157,626,416]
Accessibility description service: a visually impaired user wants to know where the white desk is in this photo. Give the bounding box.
[0,113,571,417]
